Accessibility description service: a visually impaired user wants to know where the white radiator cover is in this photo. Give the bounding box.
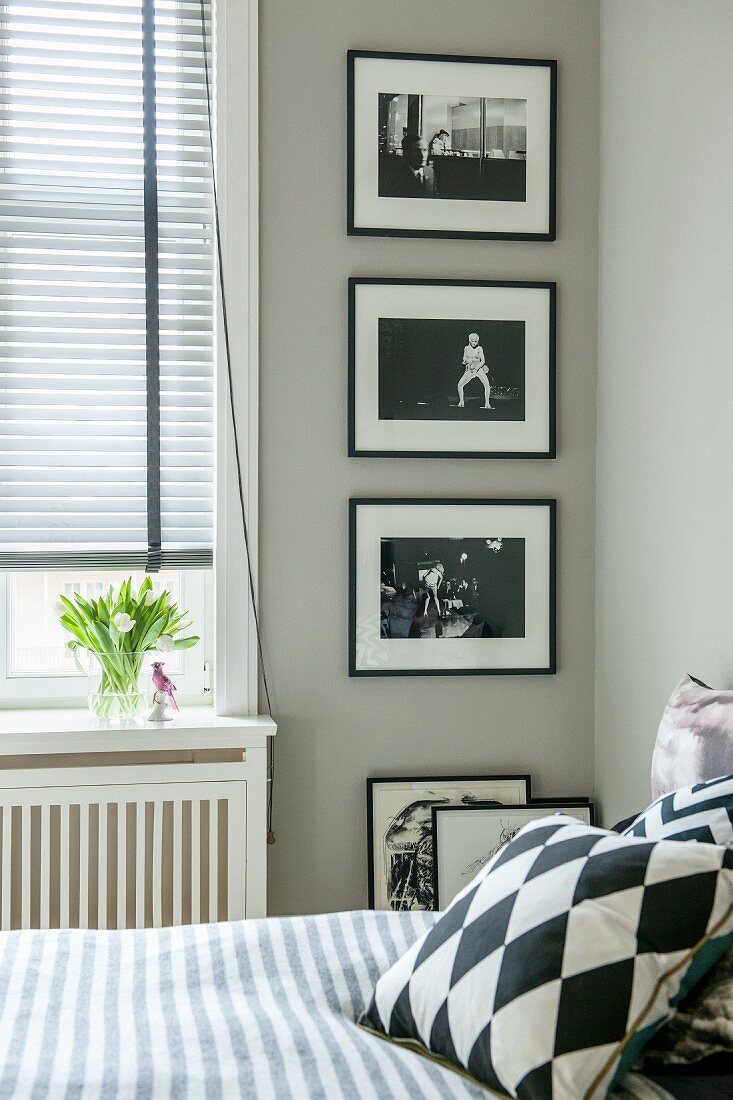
[0,710,275,930]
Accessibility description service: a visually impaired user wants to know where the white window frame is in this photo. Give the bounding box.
[0,0,257,716]
[213,0,260,716]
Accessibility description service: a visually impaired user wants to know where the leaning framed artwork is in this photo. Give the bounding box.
[367,774,531,910]
[347,50,557,240]
[349,498,556,676]
[349,278,556,458]
[432,801,594,909]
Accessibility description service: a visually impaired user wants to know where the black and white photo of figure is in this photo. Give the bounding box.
[378,317,525,423]
[380,536,525,641]
[378,94,527,202]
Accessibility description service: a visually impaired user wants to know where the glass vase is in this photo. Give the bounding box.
[86,651,150,721]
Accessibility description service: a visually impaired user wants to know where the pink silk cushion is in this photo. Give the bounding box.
[652,675,733,800]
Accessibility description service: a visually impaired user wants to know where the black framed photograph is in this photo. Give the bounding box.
[367,774,531,910]
[432,801,594,909]
[347,50,557,240]
[348,278,555,458]
[349,498,556,676]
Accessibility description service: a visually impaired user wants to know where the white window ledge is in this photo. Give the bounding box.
[0,706,276,756]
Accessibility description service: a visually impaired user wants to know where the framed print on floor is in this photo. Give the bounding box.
[349,498,556,676]
[367,774,531,910]
[432,801,595,909]
[348,278,556,458]
[347,50,557,240]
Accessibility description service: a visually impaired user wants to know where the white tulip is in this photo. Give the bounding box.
[113,612,135,633]
[52,600,66,616]
[144,590,156,606]
[157,634,174,653]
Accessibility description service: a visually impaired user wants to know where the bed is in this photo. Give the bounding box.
[0,910,726,1098]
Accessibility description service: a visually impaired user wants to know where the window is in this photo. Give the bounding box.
[0,568,211,705]
[0,0,216,703]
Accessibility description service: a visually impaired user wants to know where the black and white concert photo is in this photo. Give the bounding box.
[379,536,526,641]
[378,317,525,423]
[378,94,527,202]
[350,498,555,676]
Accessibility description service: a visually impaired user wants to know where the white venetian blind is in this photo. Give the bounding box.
[0,0,214,569]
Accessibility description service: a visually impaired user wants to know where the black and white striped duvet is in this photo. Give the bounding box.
[0,911,673,1098]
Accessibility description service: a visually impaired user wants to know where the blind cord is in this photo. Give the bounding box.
[196,0,276,844]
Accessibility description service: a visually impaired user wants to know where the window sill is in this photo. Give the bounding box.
[0,705,276,756]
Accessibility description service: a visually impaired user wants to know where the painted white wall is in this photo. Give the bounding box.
[596,0,733,825]
[260,0,599,915]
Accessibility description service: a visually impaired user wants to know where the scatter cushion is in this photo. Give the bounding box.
[639,945,733,1067]
[620,776,733,1069]
[652,675,733,800]
[359,814,733,1099]
[621,774,733,845]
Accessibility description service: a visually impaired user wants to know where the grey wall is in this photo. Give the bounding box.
[596,0,733,826]
[260,0,600,915]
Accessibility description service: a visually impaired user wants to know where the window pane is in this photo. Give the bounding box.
[9,569,198,677]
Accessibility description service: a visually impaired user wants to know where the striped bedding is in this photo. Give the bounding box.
[0,910,674,1099]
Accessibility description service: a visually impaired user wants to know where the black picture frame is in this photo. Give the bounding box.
[366,773,532,909]
[347,49,557,241]
[349,497,557,677]
[431,799,594,909]
[348,277,557,459]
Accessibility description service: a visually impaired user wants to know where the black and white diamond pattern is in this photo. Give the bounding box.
[360,815,733,1100]
[622,773,733,844]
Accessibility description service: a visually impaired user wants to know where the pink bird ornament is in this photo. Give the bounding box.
[151,660,179,712]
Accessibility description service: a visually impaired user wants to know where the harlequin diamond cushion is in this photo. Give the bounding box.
[621,774,733,844]
[651,674,733,800]
[359,815,733,1099]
